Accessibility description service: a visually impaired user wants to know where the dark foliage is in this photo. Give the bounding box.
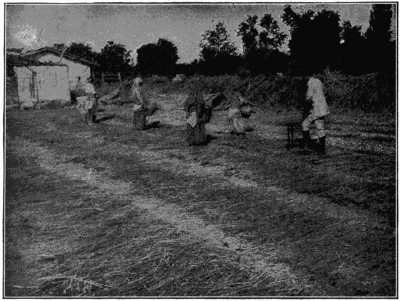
[199,22,240,75]
[7,5,395,78]
[97,41,134,79]
[65,42,98,64]
[281,4,395,76]
[136,38,179,76]
[282,6,342,74]
[338,21,368,75]
[237,14,288,75]
[364,4,395,74]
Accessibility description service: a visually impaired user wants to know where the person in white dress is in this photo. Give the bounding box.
[302,75,330,154]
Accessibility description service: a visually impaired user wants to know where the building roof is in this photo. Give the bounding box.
[14,61,68,68]
[22,47,99,67]
[8,55,67,68]
[7,48,24,55]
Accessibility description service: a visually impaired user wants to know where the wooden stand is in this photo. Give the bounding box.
[286,122,302,149]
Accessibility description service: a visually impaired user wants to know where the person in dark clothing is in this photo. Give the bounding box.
[183,88,212,146]
[76,77,98,124]
[131,77,158,130]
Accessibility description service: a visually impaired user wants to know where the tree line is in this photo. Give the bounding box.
[192,4,395,76]
[7,4,395,78]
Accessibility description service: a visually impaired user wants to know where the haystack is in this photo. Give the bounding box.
[172,74,186,83]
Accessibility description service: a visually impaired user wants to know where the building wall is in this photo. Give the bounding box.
[14,65,71,108]
[35,65,71,102]
[14,67,37,109]
[36,53,91,89]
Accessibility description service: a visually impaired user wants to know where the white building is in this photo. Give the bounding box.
[14,62,71,109]
[21,47,98,90]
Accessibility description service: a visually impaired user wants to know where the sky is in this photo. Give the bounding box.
[6,3,374,63]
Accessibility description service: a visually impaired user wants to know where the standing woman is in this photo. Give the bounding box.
[84,77,98,124]
[184,87,211,146]
[76,77,98,124]
[131,77,158,130]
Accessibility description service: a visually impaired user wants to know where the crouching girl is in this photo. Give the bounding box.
[228,90,255,135]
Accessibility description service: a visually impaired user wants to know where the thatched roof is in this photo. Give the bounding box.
[22,47,99,67]
[8,55,67,67]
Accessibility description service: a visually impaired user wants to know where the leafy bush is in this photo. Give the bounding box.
[319,71,395,112]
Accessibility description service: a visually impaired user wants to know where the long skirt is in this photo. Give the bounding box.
[144,102,158,116]
[133,109,146,130]
[186,122,206,146]
[77,96,97,124]
[132,102,158,130]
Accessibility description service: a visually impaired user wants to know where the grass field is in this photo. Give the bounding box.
[5,87,396,297]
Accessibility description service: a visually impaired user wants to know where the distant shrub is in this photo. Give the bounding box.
[319,71,395,112]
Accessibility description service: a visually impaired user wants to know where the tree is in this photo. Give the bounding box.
[155,38,179,75]
[282,6,341,74]
[258,14,287,52]
[237,15,259,56]
[366,4,393,45]
[136,43,158,75]
[199,21,237,61]
[313,10,342,70]
[65,42,98,63]
[198,21,240,75]
[237,14,287,74]
[365,4,395,73]
[338,21,367,74]
[136,38,179,76]
[98,41,133,77]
